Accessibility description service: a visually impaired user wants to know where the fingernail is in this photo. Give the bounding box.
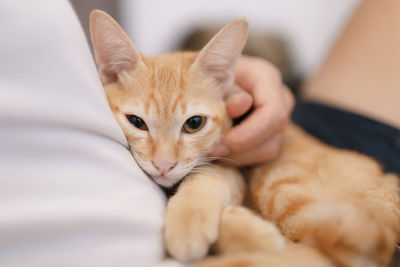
[212,145,230,156]
[226,90,245,102]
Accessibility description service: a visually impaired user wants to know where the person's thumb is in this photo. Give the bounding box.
[225,84,253,118]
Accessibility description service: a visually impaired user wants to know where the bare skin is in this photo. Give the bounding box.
[211,56,294,166]
[302,0,400,128]
[214,0,400,166]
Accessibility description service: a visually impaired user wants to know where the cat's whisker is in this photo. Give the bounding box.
[192,165,214,170]
[191,164,224,175]
[199,156,242,167]
[191,164,217,170]
[196,160,218,166]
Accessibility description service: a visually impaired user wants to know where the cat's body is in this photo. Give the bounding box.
[249,124,399,266]
[90,10,400,267]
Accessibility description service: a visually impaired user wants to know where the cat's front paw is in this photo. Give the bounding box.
[164,196,221,262]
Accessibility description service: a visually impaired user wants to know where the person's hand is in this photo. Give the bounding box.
[211,55,295,166]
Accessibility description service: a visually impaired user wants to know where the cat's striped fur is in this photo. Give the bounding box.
[90,10,400,267]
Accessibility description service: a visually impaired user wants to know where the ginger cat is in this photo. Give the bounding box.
[90,10,400,267]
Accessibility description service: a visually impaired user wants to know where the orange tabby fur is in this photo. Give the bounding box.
[249,125,400,266]
[90,10,400,267]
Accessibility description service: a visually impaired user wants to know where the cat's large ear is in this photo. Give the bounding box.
[192,18,248,89]
[90,10,142,84]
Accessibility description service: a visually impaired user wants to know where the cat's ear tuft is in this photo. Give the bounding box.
[90,10,142,84]
[193,18,248,89]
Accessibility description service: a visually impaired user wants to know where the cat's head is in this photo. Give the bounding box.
[90,10,248,187]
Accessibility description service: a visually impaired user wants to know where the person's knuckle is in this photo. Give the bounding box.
[256,143,277,162]
[265,146,280,161]
[279,110,290,127]
[272,108,289,132]
[284,86,295,105]
[261,62,282,82]
[270,66,282,83]
[271,148,280,159]
[252,58,282,80]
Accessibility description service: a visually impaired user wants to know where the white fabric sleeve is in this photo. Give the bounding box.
[0,1,168,266]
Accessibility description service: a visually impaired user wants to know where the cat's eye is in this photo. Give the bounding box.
[182,116,207,133]
[126,115,148,130]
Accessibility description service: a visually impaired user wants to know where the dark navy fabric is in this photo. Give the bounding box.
[292,100,400,175]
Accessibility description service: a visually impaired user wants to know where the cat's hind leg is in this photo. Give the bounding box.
[196,206,333,267]
[212,206,286,255]
[266,173,400,267]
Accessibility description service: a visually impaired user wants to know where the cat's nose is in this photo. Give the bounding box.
[152,158,177,174]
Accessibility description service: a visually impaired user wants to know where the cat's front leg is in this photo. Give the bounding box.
[164,165,244,262]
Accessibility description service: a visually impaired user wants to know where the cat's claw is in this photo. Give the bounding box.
[164,197,221,262]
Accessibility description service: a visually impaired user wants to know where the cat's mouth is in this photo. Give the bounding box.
[130,149,193,188]
[150,173,185,188]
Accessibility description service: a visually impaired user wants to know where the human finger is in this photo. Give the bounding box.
[223,84,289,154]
[282,84,295,114]
[227,134,282,166]
[225,84,253,118]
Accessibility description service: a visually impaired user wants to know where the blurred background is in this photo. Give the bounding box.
[71,0,361,93]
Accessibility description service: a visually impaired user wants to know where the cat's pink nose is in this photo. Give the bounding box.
[152,158,177,174]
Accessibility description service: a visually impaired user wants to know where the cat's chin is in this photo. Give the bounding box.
[151,174,184,188]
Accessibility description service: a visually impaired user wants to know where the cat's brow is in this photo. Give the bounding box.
[171,93,184,114]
